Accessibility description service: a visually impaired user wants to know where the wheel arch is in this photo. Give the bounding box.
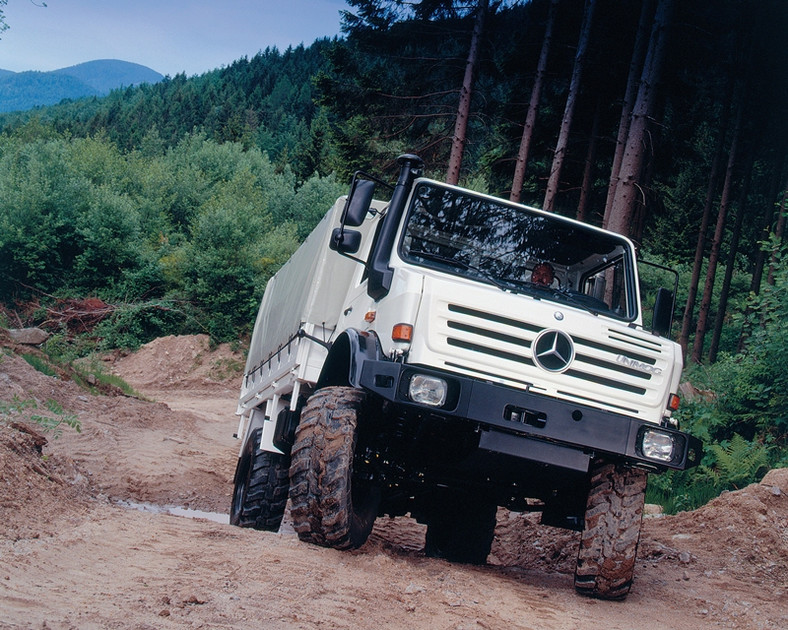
[316,328,384,390]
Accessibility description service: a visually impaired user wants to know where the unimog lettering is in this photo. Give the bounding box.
[230,154,702,601]
[616,354,664,375]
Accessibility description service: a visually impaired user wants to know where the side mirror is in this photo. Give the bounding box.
[342,178,376,227]
[329,228,362,254]
[652,287,675,337]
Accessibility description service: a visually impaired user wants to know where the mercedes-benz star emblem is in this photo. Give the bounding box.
[533,329,575,373]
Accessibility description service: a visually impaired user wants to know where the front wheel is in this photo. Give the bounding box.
[288,387,380,550]
[574,461,648,600]
[230,427,290,531]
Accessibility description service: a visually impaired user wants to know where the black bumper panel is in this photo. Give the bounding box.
[359,360,702,473]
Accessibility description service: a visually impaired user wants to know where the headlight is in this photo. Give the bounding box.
[409,374,448,407]
[640,429,676,462]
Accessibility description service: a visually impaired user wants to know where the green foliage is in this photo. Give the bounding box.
[0,395,37,416]
[685,239,788,444]
[709,434,770,489]
[30,399,82,439]
[657,239,788,511]
[0,0,8,39]
[92,300,200,350]
[0,44,333,182]
[32,334,140,396]
[291,172,346,239]
[0,395,81,439]
[0,128,344,344]
[20,352,57,377]
[646,467,721,515]
[71,357,141,398]
[646,432,772,514]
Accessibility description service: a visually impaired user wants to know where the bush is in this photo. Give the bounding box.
[93,300,201,350]
[661,238,788,512]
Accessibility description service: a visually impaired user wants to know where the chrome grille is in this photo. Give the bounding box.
[439,301,669,413]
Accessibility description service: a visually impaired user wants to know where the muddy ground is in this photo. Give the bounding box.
[1,334,786,629]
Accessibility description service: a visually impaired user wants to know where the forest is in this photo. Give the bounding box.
[0,0,786,509]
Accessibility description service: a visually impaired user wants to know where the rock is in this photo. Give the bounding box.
[8,327,50,345]
[644,503,664,516]
[761,468,788,494]
[678,381,715,402]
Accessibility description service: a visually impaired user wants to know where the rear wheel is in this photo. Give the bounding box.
[574,461,648,600]
[230,427,290,531]
[424,490,497,565]
[288,387,380,550]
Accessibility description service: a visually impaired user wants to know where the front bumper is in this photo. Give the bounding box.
[359,360,702,473]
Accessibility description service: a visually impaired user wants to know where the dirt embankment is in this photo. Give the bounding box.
[1,334,786,629]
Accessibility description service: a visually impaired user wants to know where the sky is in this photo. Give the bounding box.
[0,0,349,77]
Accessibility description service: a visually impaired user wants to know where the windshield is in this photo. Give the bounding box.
[399,182,638,319]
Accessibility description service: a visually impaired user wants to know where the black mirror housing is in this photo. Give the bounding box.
[652,287,675,337]
[342,178,376,227]
[330,228,362,254]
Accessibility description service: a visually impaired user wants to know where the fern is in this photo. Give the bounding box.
[709,434,770,489]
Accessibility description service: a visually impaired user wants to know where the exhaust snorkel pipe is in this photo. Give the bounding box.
[366,154,424,300]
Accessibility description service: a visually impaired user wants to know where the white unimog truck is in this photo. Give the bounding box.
[230,154,702,600]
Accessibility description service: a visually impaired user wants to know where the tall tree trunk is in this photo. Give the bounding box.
[446,0,489,185]
[631,143,658,243]
[510,0,559,203]
[576,98,602,222]
[708,149,753,362]
[691,99,743,364]
[678,98,731,355]
[766,187,787,285]
[543,0,596,212]
[751,161,787,295]
[603,0,655,220]
[604,0,673,237]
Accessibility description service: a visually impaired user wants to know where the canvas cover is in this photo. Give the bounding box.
[241,196,385,400]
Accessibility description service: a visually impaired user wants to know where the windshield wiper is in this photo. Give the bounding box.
[408,250,511,292]
[549,286,604,316]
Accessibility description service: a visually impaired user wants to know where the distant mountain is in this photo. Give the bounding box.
[52,60,163,94]
[0,59,163,113]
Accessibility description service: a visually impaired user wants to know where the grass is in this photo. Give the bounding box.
[17,335,142,398]
[21,352,58,377]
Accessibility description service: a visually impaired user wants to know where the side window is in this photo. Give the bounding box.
[582,259,629,316]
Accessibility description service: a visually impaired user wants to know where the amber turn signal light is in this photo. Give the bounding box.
[392,323,413,342]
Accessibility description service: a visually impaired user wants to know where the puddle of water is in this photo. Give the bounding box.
[168,506,230,524]
[118,500,229,524]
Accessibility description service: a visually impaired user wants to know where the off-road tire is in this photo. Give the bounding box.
[574,461,648,600]
[424,491,497,565]
[288,387,380,550]
[230,427,290,531]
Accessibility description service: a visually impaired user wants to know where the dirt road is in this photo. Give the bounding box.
[1,334,786,629]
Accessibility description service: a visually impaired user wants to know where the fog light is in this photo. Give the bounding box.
[409,374,447,407]
[641,429,675,462]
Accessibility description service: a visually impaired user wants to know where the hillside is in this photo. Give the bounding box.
[0,59,163,113]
